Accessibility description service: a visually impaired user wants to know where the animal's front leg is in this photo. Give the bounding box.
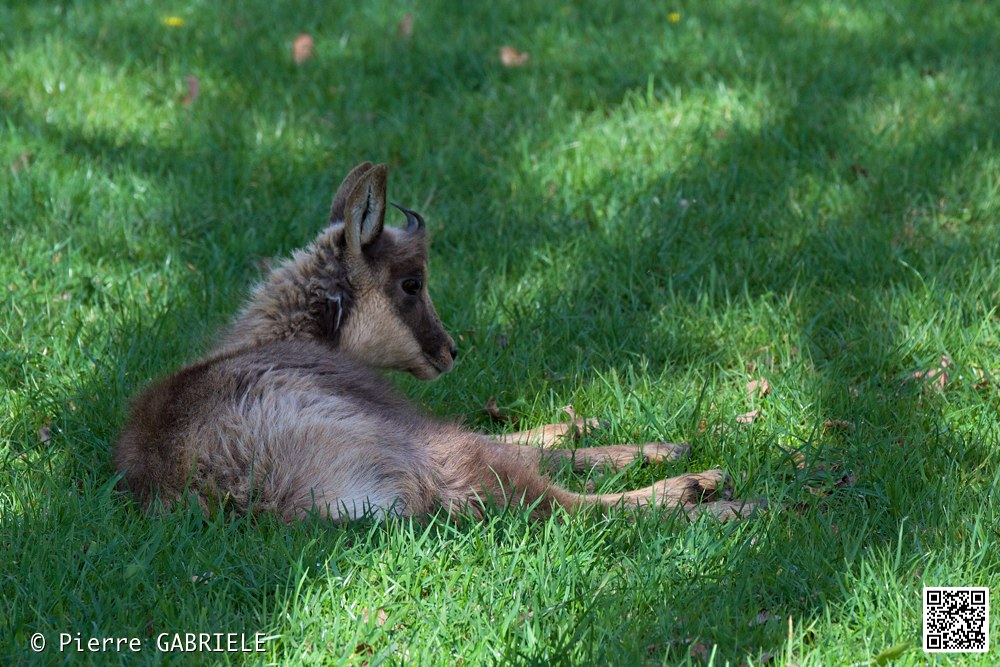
[492,415,689,471]
[493,416,603,447]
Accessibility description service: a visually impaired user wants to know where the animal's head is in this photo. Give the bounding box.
[313,162,457,380]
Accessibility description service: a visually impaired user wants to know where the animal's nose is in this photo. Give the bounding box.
[449,346,458,361]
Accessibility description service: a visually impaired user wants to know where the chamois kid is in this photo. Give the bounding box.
[116,163,757,522]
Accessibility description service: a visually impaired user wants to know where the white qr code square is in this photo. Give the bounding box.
[923,587,990,653]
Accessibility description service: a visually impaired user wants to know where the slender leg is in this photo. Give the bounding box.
[449,437,760,522]
[494,418,602,447]
[493,417,690,471]
[512,441,691,472]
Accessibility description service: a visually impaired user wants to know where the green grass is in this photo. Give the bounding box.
[2,0,999,664]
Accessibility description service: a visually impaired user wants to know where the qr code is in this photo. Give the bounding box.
[923,587,990,653]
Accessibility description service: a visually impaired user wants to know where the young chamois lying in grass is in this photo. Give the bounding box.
[116,163,760,522]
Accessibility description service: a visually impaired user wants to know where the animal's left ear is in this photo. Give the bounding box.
[343,163,387,255]
[329,161,374,224]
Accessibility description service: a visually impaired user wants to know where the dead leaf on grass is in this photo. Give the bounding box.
[38,424,52,444]
[483,395,513,423]
[10,151,33,174]
[850,162,871,178]
[689,642,711,662]
[835,472,856,488]
[293,33,315,64]
[911,354,951,393]
[361,607,388,626]
[746,378,771,398]
[499,46,529,67]
[181,74,200,107]
[735,409,760,424]
[398,13,414,38]
[972,368,989,391]
[823,419,855,433]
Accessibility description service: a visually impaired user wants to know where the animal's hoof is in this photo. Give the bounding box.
[644,441,691,463]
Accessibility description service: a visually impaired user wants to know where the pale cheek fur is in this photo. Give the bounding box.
[340,292,425,370]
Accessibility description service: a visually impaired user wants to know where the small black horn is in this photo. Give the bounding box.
[391,202,425,231]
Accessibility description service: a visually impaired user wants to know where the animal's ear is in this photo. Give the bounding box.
[343,163,388,254]
[329,161,374,224]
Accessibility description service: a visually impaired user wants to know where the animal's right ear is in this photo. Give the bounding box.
[343,163,388,255]
[329,161,375,224]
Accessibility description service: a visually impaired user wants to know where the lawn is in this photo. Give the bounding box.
[2,0,998,664]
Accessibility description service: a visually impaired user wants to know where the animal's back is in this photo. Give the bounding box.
[116,340,439,520]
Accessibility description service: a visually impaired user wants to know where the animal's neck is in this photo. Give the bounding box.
[217,250,324,353]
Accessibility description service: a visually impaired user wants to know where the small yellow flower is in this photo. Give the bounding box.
[668,12,681,24]
[162,16,185,27]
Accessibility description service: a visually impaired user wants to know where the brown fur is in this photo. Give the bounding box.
[115,163,762,522]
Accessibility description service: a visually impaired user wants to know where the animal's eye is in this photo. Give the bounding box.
[401,278,422,295]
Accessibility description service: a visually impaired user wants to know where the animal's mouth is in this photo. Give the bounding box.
[419,353,452,378]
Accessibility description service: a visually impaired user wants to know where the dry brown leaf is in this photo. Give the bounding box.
[361,608,388,626]
[823,419,855,433]
[483,395,513,423]
[791,451,806,469]
[499,45,529,67]
[398,13,414,38]
[38,424,52,444]
[835,472,856,488]
[293,33,315,64]
[10,151,33,174]
[735,409,760,424]
[182,74,200,107]
[911,354,951,392]
[690,642,711,662]
[353,642,374,657]
[746,378,771,398]
[972,368,989,391]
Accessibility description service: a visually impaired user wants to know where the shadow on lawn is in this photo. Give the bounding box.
[487,3,998,659]
[7,0,998,663]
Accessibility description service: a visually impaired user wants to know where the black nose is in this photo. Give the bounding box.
[449,346,458,361]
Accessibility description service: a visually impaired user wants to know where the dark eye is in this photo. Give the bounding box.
[401,278,422,295]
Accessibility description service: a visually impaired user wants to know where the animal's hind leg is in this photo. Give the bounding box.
[571,470,766,520]
[469,439,754,521]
